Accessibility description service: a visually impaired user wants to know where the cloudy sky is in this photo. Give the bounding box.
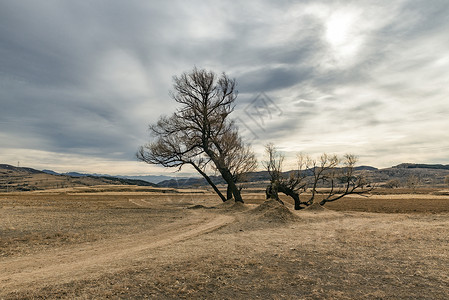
[1,0,448,176]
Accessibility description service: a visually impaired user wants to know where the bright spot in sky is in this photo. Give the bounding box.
[325,10,362,62]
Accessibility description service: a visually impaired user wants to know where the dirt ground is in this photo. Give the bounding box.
[0,190,448,299]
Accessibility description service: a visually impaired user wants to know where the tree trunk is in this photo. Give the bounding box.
[226,184,233,200]
[266,184,279,200]
[266,182,284,205]
[278,184,302,210]
[190,163,227,202]
[203,148,244,203]
[229,179,243,203]
[213,163,243,202]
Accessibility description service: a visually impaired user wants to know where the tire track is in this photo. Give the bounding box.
[128,198,153,207]
[0,213,234,295]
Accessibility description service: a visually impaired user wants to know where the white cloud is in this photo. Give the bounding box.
[95,49,153,98]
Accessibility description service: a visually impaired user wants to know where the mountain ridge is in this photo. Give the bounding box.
[0,164,156,192]
[2,162,449,191]
[40,169,187,184]
[392,163,449,170]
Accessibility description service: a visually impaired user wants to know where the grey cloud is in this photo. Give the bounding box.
[0,1,175,161]
[1,0,449,173]
[0,1,184,87]
[237,66,315,94]
[380,0,449,39]
[0,3,91,87]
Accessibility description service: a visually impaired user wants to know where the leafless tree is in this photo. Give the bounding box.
[406,174,420,190]
[264,144,308,209]
[264,144,373,210]
[137,114,227,201]
[138,67,253,203]
[384,179,400,188]
[314,153,373,206]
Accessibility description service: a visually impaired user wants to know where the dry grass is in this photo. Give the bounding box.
[1,188,448,299]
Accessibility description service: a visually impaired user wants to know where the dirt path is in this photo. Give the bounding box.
[128,198,153,207]
[0,212,234,295]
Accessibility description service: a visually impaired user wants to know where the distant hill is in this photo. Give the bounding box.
[117,175,186,184]
[41,170,180,184]
[158,164,449,189]
[1,164,45,174]
[393,163,449,170]
[3,162,449,192]
[356,166,378,171]
[158,167,380,188]
[41,169,59,175]
[0,164,156,192]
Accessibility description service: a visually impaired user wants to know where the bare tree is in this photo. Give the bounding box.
[264,143,282,202]
[384,179,400,188]
[264,144,308,209]
[315,154,373,206]
[406,174,420,190]
[137,115,227,202]
[138,67,252,203]
[265,144,373,210]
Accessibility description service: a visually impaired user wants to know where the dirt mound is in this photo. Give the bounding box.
[215,200,248,211]
[304,202,326,211]
[187,204,211,210]
[246,199,298,223]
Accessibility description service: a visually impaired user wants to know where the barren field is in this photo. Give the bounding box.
[1,189,448,299]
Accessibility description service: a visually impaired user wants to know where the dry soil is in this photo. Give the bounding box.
[0,190,448,299]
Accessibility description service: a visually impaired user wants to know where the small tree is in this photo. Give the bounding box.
[264,144,308,209]
[265,144,373,210]
[384,179,400,189]
[445,175,449,186]
[406,174,420,190]
[264,143,285,202]
[316,153,372,206]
